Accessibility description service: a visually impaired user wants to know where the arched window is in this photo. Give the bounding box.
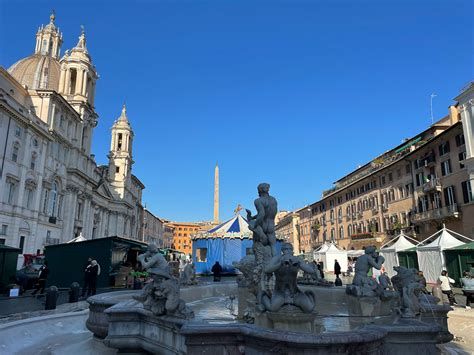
[348,225,352,236]
[12,143,20,162]
[339,226,344,239]
[30,153,37,170]
[330,228,335,241]
[49,181,58,216]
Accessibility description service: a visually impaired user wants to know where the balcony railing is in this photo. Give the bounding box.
[422,178,442,193]
[410,204,459,223]
[350,232,374,240]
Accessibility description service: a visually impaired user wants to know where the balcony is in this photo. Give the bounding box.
[357,211,363,219]
[351,213,357,220]
[422,178,442,193]
[381,205,389,212]
[410,204,460,224]
[372,206,379,215]
[350,232,374,241]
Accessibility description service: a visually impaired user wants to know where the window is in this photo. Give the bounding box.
[15,126,22,137]
[439,142,450,156]
[455,133,465,147]
[196,248,207,262]
[25,188,34,209]
[19,236,25,253]
[32,138,38,147]
[388,173,393,182]
[115,166,120,173]
[415,172,425,187]
[12,144,19,162]
[380,176,386,186]
[461,181,474,203]
[443,186,457,206]
[117,133,123,150]
[405,164,411,174]
[459,151,466,169]
[77,201,82,219]
[339,226,344,239]
[30,153,36,170]
[0,225,7,235]
[441,160,452,176]
[49,181,58,216]
[6,181,16,204]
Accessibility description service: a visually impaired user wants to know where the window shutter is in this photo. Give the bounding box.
[461,181,469,203]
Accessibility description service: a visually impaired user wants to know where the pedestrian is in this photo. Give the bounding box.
[460,271,474,310]
[88,260,101,296]
[418,271,429,294]
[347,260,354,277]
[211,261,222,282]
[334,259,341,277]
[437,270,457,306]
[81,257,92,297]
[32,261,49,295]
[318,261,325,279]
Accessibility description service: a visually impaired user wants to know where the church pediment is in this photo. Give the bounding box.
[94,179,115,200]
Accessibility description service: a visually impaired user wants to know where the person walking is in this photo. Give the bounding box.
[418,271,429,294]
[81,258,92,297]
[211,261,222,282]
[460,271,474,310]
[438,270,457,306]
[88,260,101,296]
[32,261,49,295]
[334,259,341,278]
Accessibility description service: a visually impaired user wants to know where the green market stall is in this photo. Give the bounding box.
[444,241,474,286]
[0,245,21,292]
[44,236,146,289]
[397,247,419,270]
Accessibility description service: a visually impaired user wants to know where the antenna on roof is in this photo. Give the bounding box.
[430,93,437,124]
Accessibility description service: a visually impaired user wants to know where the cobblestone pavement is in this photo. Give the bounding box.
[440,306,474,354]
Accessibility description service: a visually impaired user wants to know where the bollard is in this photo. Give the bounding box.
[69,282,80,303]
[45,286,58,310]
[431,285,443,304]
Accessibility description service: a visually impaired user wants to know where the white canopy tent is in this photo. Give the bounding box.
[313,243,348,272]
[416,226,472,283]
[379,232,418,277]
[347,249,364,258]
[66,233,87,243]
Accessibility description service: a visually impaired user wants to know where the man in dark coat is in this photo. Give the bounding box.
[81,257,92,297]
[32,261,49,295]
[211,261,223,282]
[334,259,342,277]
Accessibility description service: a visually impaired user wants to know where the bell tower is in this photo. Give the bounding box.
[108,105,134,198]
[35,11,63,59]
[58,26,98,155]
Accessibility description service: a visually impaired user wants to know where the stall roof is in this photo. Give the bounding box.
[193,214,251,239]
[418,227,470,250]
[445,241,474,251]
[381,232,417,252]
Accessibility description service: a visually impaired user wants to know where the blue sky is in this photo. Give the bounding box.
[1,0,472,222]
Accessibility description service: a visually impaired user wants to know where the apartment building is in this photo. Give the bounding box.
[165,221,212,255]
[283,84,474,255]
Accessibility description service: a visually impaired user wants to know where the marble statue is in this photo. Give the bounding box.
[246,183,278,259]
[347,246,385,297]
[260,243,316,313]
[134,244,193,318]
[391,266,423,318]
[180,261,197,286]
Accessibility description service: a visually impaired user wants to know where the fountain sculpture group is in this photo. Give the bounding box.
[84,183,453,354]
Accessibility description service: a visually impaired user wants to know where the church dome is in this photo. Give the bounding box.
[8,54,61,91]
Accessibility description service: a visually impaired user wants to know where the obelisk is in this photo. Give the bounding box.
[214,163,219,223]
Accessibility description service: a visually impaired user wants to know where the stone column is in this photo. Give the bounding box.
[49,103,56,130]
[82,70,88,96]
[63,185,78,242]
[65,69,71,94]
[75,68,83,95]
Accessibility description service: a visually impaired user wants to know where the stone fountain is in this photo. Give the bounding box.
[0,183,453,354]
[81,183,453,354]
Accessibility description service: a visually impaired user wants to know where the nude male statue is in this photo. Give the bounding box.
[352,246,385,286]
[137,244,169,276]
[261,243,316,313]
[246,183,278,257]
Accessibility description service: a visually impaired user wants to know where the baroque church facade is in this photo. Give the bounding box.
[0,13,144,262]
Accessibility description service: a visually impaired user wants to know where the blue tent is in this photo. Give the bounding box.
[192,214,254,274]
